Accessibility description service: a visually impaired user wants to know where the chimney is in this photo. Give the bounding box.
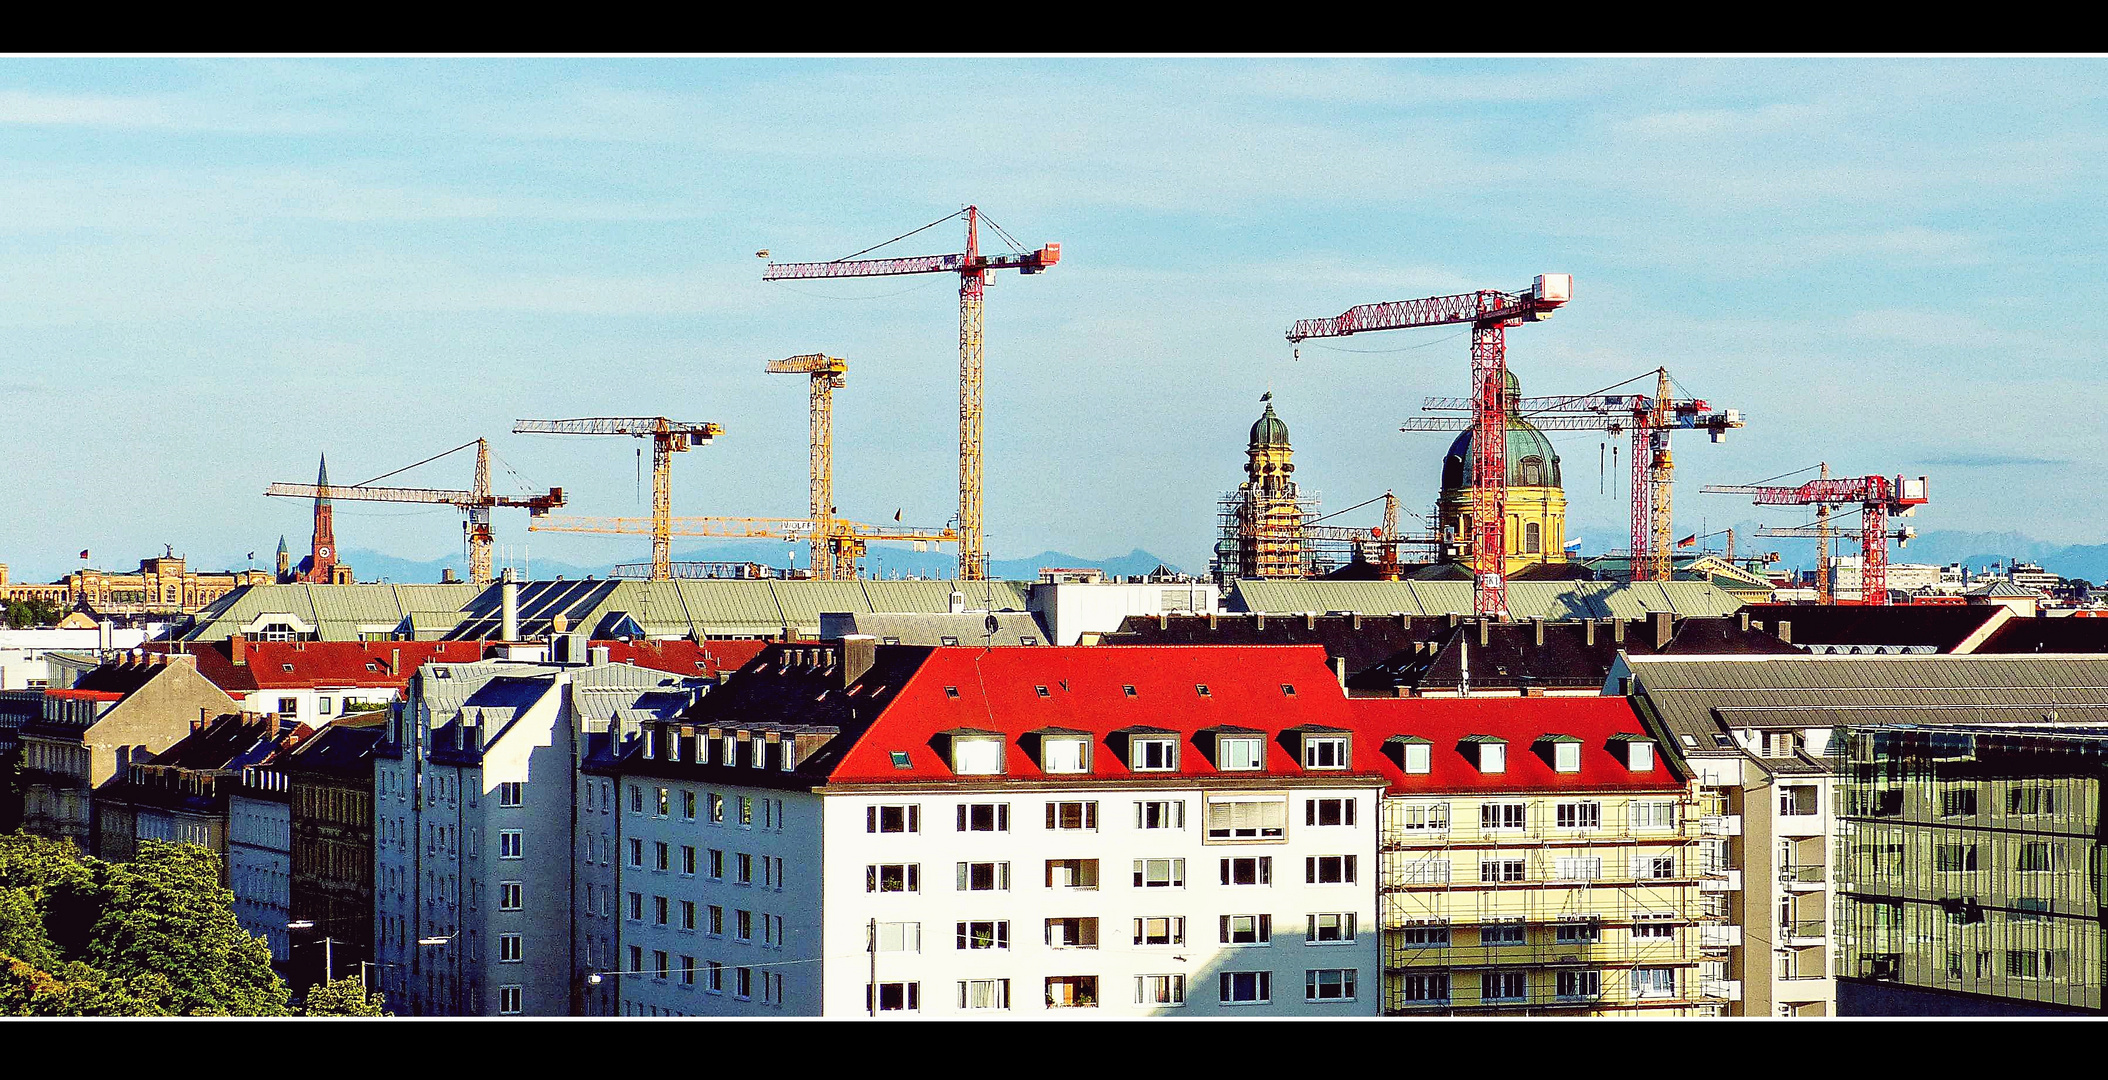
[1351,614,1362,630]
[1613,619,1626,644]
[1777,619,1792,645]
[1333,655,1347,690]
[1477,619,1489,647]
[390,647,401,676]
[840,635,877,688]
[1156,613,1167,631]
[1584,619,1596,647]
[590,645,611,666]
[1654,611,1673,650]
[1208,612,1217,630]
[97,619,112,651]
[1531,617,1545,647]
[501,568,520,643]
[231,635,247,665]
[441,567,460,584]
[1303,612,1316,630]
[1255,613,1266,631]
[1738,611,1751,632]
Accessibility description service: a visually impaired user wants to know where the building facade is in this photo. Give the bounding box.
[1436,372,1568,576]
[3,556,271,616]
[285,716,387,995]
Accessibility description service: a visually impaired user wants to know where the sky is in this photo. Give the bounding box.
[2,57,2105,582]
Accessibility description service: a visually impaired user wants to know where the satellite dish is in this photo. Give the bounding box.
[984,613,1000,636]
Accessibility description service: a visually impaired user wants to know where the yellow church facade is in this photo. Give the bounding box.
[1435,373,1571,577]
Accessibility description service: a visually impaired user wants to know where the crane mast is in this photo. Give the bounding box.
[510,418,722,581]
[765,354,851,578]
[1703,472,1929,604]
[1290,276,1572,618]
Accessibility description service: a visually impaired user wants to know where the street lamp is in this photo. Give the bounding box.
[288,920,357,988]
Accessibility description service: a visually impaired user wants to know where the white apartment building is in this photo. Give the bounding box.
[372,649,706,1016]
[607,639,1382,1018]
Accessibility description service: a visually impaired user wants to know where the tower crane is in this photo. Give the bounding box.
[763,206,1061,580]
[1298,492,1441,580]
[1288,275,1573,617]
[265,439,564,587]
[527,513,959,579]
[1404,367,1743,582]
[764,354,850,577]
[1702,472,1929,605]
[509,418,723,582]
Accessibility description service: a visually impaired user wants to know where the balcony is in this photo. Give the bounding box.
[1700,977,1743,1002]
[1778,864,1825,890]
[1774,813,1826,838]
[1700,814,1742,837]
[1698,869,1742,892]
[1384,939,1700,970]
[1779,920,1825,945]
[1700,925,1742,949]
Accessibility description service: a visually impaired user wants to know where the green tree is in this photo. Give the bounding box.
[83,840,289,1016]
[301,975,388,1016]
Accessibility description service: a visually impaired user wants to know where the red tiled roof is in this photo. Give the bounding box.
[1346,696,1683,794]
[599,639,767,679]
[44,688,125,702]
[161,640,490,693]
[828,645,1386,784]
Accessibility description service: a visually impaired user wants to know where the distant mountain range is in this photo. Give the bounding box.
[337,543,1185,585]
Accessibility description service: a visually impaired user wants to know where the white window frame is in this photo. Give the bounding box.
[951,737,1004,775]
[1129,736,1178,772]
[1302,735,1349,770]
[1041,736,1091,774]
[1217,736,1265,771]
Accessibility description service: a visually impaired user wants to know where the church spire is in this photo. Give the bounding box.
[304,453,338,583]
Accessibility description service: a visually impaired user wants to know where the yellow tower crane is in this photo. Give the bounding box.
[510,418,723,581]
[764,353,851,578]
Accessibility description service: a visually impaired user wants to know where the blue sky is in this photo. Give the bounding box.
[3,58,2104,581]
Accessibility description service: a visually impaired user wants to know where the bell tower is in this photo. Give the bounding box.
[1237,394,1305,578]
[303,455,339,584]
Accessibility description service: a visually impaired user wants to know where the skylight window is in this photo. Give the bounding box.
[1280,684,1296,697]
[944,686,960,699]
[1122,685,1137,698]
[1035,685,1051,698]
[889,751,912,769]
[1196,684,1211,698]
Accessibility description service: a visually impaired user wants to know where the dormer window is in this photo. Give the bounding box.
[1302,735,1349,770]
[1461,737,1506,774]
[1280,684,1296,697]
[1042,736,1090,775]
[1626,740,1655,772]
[1218,736,1264,771]
[941,636,960,647]
[1130,736,1178,772]
[1555,742,1580,772]
[1404,742,1431,774]
[952,737,1004,776]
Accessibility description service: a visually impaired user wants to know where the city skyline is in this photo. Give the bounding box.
[5,58,2105,581]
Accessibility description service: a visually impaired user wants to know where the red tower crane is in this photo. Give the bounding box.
[1702,474,1929,604]
[762,207,1061,580]
[1288,275,1572,618]
[1405,367,1743,582]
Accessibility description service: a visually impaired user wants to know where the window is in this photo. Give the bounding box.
[1302,736,1349,769]
[708,849,725,880]
[1557,970,1601,999]
[1220,857,1272,886]
[1524,520,1543,553]
[1633,920,1677,940]
[736,909,753,942]
[499,882,522,910]
[499,934,521,963]
[1398,802,1450,831]
[682,846,696,876]
[1555,802,1601,829]
[867,804,921,834]
[1305,969,1356,1002]
[1134,916,1185,946]
[739,796,753,825]
[1482,970,1527,1002]
[1780,786,1819,816]
[869,981,918,1012]
[1935,844,1978,872]
[866,863,920,893]
[1400,973,1449,1004]
[1633,967,1677,998]
[653,950,670,982]
[1481,802,1527,830]
[1389,920,1449,950]
[737,853,753,884]
[1942,789,1979,817]
[498,985,522,1015]
[708,793,724,822]
[682,790,696,820]
[1308,913,1356,944]
[1400,740,1432,774]
[957,921,1010,950]
[1046,917,1100,949]
[960,979,1011,1010]
[1305,855,1357,884]
[1626,741,1654,771]
[1136,800,1185,829]
[680,956,696,986]
[653,841,670,871]
[1219,971,1271,1005]
[1041,736,1090,774]
[1640,855,1677,880]
[655,896,669,925]
[957,803,1010,832]
[1132,858,1185,888]
[1217,736,1264,771]
[1475,742,1507,773]
[875,922,920,953]
[1306,798,1356,827]
[278,697,299,716]
[1480,859,1526,883]
[497,782,523,807]
[951,738,1004,775]
[1135,974,1184,1006]
[1220,914,1272,945]
[498,830,523,859]
[1206,795,1288,840]
[681,900,696,931]
[2018,842,2059,872]
[957,861,1012,891]
[1632,801,1677,829]
[655,787,670,817]
[1046,801,1099,830]
[1482,921,1526,946]
[1046,975,1098,1009]
[1130,737,1177,771]
[628,838,644,868]
[1046,859,1100,890]
[1555,920,1600,945]
[1555,856,1602,881]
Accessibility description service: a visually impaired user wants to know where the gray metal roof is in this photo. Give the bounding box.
[819,610,1051,646]
[1626,654,2108,768]
[180,583,478,642]
[1226,579,1744,620]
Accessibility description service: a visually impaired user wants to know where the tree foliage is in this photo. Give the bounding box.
[301,975,388,1017]
[0,833,293,1016]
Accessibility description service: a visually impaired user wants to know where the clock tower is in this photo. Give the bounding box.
[302,454,340,584]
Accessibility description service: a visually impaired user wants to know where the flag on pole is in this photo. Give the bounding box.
[78,550,89,560]
[1676,534,1697,549]
[1563,537,1583,554]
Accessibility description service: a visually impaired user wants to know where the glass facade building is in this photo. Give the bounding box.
[1835,725,2107,1015]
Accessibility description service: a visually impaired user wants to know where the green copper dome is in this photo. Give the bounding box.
[1250,398,1290,448]
[1440,372,1562,489]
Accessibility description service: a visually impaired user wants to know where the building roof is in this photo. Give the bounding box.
[1976,617,2108,655]
[1346,695,1684,793]
[178,583,479,641]
[1249,398,1291,448]
[1739,603,2003,653]
[443,578,1036,641]
[818,610,1051,647]
[282,715,387,778]
[594,639,769,678]
[1225,579,1744,620]
[1625,655,2108,756]
[156,639,490,693]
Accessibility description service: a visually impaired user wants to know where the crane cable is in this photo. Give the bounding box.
[351,440,480,488]
[830,208,966,263]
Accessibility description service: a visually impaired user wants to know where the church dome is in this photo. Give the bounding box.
[1249,399,1290,448]
[1439,372,1562,490]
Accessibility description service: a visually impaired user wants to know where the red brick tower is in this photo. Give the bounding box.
[303,455,338,584]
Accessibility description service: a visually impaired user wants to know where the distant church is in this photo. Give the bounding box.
[279,455,354,584]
